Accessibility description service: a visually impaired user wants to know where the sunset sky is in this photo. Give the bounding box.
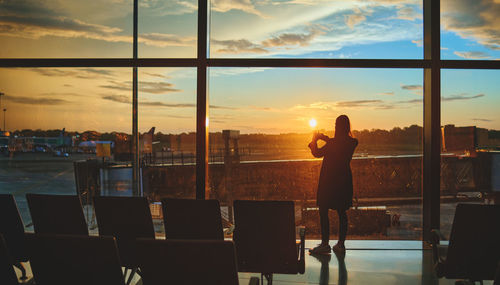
[0,0,498,134]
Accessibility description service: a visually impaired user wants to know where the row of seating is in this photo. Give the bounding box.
[1,233,255,285]
[0,194,306,285]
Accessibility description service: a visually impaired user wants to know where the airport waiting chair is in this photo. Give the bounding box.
[0,194,30,280]
[26,234,125,285]
[93,196,155,285]
[1,234,31,285]
[233,200,306,285]
[26,194,88,235]
[161,198,224,240]
[136,239,259,285]
[430,203,500,284]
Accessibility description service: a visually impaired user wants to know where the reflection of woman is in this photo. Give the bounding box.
[308,115,358,255]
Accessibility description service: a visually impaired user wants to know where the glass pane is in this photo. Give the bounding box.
[0,1,132,58]
[138,0,197,58]
[210,1,423,59]
[441,0,500,60]
[440,70,500,238]
[0,67,132,228]
[209,68,423,242]
[138,68,197,203]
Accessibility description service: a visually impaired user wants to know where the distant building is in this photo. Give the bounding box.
[442,124,500,155]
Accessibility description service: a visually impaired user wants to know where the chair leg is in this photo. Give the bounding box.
[261,273,273,285]
[126,267,138,285]
[14,262,27,280]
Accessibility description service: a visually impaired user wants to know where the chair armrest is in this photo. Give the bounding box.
[296,226,306,274]
[224,224,235,235]
[18,276,35,285]
[248,277,260,285]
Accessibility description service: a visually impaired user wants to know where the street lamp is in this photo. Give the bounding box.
[2,109,6,131]
[0,92,4,131]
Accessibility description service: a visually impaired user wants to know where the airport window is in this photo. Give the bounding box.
[0,0,498,243]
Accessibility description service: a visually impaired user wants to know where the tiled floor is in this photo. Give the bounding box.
[14,240,494,285]
[238,241,494,285]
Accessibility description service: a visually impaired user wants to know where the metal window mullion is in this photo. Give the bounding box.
[132,0,140,196]
[422,0,441,243]
[196,0,209,200]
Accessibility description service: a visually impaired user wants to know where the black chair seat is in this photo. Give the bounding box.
[136,239,259,285]
[93,196,156,269]
[431,204,500,282]
[26,194,88,236]
[161,198,223,240]
[233,200,305,284]
[26,234,125,285]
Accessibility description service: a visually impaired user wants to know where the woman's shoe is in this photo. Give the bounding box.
[309,244,331,255]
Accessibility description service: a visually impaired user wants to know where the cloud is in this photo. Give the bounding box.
[472,118,492,122]
[142,72,170,79]
[101,95,235,110]
[379,91,394,96]
[441,0,500,50]
[213,25,327,54]
[442,93,485,101]
[102,94,130,104]
[345,13,366,29]
[140,82,181,94]
[139,33,195,47]
[5,95,69,105]
[291,100,385,110]
[453,51,491,59]
[336,99,383,107]
[212,39,268,54]
[100,81,181,94]
[139,0,197,15]
[211,0,267,18]
[40,92,84,98]
[30,68,115,79]
[0,15,194,48]
[397,99,421,104]
[396,6,422,21]
[141,101,195,108]
[210,105,238,110]
[401,84,423,95]
[412,39,423,47]
[261,25,327,47]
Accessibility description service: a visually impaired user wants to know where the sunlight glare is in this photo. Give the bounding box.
[309,118,317,128]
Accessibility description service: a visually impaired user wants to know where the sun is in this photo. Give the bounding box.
[309,118,317,128]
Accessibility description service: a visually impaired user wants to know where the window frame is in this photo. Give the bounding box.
[1,0,499,242]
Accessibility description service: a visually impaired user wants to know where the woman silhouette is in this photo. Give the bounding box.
[308,115,358,255]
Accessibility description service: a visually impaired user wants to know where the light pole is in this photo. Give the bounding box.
[0,92,4,131]
[3,109,6,131]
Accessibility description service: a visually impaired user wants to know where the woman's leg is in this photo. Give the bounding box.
[337,209,348,248]
[319,206,330,245]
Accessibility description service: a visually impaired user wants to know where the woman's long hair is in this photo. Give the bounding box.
[335,115,353,138]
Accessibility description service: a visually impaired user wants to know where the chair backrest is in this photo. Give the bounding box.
[233,200,298,274]
[0,194,29,262]
[0,234,19,285]
[27,234,125,285]
[93,196,155,268]
[161,198,223,240]
[136,239,239,285]
[26,194,88,235]
[446,203,500,280]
